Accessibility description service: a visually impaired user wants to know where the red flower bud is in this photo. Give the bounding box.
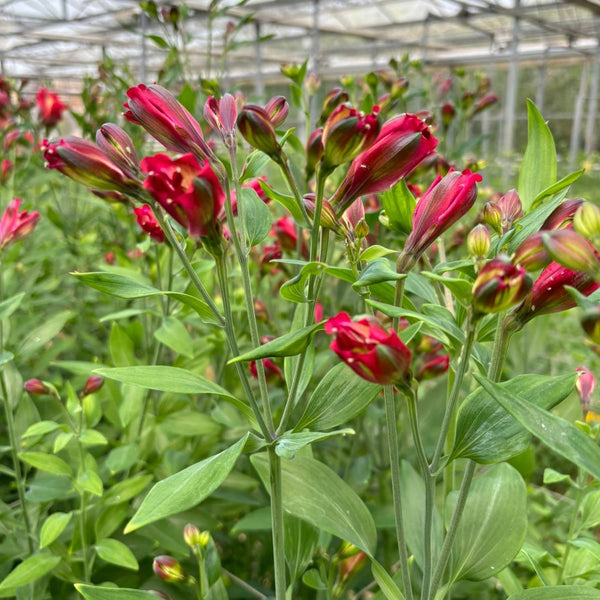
[511,262,600,328]
[96,123,140,177]
[472,255,532,314]
[42,137,142,195]
[124,84,214,161]
[497,189,523,233]
[152,555,187,583]
[513,232,551,271]
[81,376,104,398]
[319,88,350,124]
[321,104,381,170]
[329,114,438,216]
[204,94,237,146]
[542,198,584,231]
[325,312,412,387]
[23,379,51,395]
[305,128,324,180]
[264,96,289,128]
[403,169,481,263]
[541,229,600,275]
[237,105,281,158]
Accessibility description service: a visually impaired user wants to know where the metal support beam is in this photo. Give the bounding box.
[503,0,520,154]
[585,43,600,154]
[140,10,147,83]
[254,21,264,100]
[569,61,589,169]
[535,47,549,113]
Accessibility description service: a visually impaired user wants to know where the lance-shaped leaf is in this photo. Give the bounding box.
[507,587,600,600]
[125,434,248,533]
[76,585,158,600]
[229,322,325,363]
[251,453,377,555]
[475,374,600,481]
[451,373,576,464]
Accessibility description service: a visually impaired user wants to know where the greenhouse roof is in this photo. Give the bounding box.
[1,0,600,96]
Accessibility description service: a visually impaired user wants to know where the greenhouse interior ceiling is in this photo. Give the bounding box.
[2,0,600,98]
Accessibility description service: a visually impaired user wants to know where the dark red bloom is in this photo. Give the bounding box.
[141,153,224,241]
[134,205,166,243]
[325,312,412,387]
[36,88,66,128]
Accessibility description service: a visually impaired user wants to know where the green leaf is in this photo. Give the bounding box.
[285,515,320,585]
[17,311,73,357]
[296,363,382,431]
[103,474,153,506]
[256,179,304,224]
[422,272,473,305]
[94,365,253,421]
[451,374,576,464]
[380,178,416,234]
[507,587,600,600]
[146,34,169,48]
[352,259,406,289]
[371,558,406,600]
[475,375,600,481]
[275,429,354,459]
[79,430,108,447]
[251,453,377,555]
[21,421,61,440]
[0,292,25,320]
[95,538,139,570]
[20,452,72,477]
[73,272,221,325]
[280,263,328,303]
[154,316,194,358]
[230,322,324,363]
[0,552,61,592]
[241,187,272,247]
[158,410,221,438]
[0,351,13,367]
[240,150,270,182]
[125,434,248,533]
[449,463,527,582]
[76,468,103,496]
[358,245,398,262]
[40,512,73,548]
[517,99,557,211]
[531,169,585,209]
[105,444,140,474]
[76,584,158,600]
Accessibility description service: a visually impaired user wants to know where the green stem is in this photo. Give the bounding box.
[221,568,268,600]
[427,460,476,600]
[0,372,34,555]
[430,310,476,473]
[405,386,433,600]
[268,446,287,600]
[488,317,514,383]
[214,254,271,440]
[226,154,274,436]
[384,386,414,600]
[152,203,271,440]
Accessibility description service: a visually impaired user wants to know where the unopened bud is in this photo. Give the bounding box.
[305,129,324,180]
[183,524,210,551]
[319,88,350,124]
[24,379,51,395]
[96,123,140,177]
[153,556,187,583]
[513,232,550,271]
[264,96,289,128]
[441,103,456,128]
[482,201,502,235]
[542,229,600,275]
[303,195,344,235]
[237,105,281,159]
[305,73,321,96]
[542,198,584,231]
[574,202,600,243]
[467,224,491,260]
[472,254,532,314]
[80,376,104,398]
[497,189,523,233]
[354,218,370,239]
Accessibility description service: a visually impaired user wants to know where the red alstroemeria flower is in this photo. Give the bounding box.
[0,198,40,250]
[141,153,224,241]
[134,205,166,243]
[36,88,66,128]
[325,311,412,387]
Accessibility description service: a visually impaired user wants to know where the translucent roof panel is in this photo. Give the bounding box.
[2,0,600,96]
